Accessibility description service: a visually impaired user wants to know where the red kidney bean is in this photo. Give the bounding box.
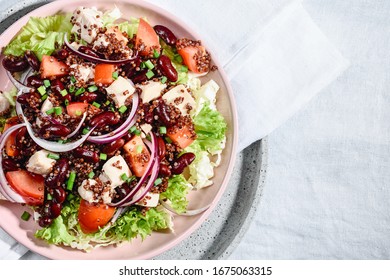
[122,132,132,142]
[45,158,69,189]
[38,216,53,227]
[89,111,120,128]
[78,46,100,58]
[39,124,71,139]
[131,69,148,84]
[48,202,62,219]
[157,137,166,161]
[154,100,172,127]
[154,25,177,46]
[102,138,125,156]
[24,50,40,71]
[15,127,27,150]
[142,103,154,124]
[79,92,98,103]
[16,92,40,105]
[2,56,29,72]
[123,57,142,78]
[26,75,44,88]
[73,147,99,163]
[51,79,71,102]
[171,152,196,175]
[112,183,131,203]
[52,187,66,204]
[157,55,178,82]
[159,163,171,177]
[2,158,19,172]
[53,49,69,60]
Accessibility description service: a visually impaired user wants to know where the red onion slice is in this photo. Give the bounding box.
[160,200,211,216]
[64,34,138,65]
[6,70,33,93]
[108,132,158,207]
[87,117,137,144]
[67,112,87,139]
[88,92,139,141]
[0,123,27,203]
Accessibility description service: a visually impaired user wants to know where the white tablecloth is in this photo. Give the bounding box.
[230,0,390,259]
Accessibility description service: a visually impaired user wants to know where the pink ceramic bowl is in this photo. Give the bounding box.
[0,0,238,260]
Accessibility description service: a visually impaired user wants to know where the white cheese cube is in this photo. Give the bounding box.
[93,34,110,49]
[26,150,57,176]
[105,76,135,107]
[99,155,131,188]
[140,123,152,138]
[0,94,10,115]
[135,192,160,207]
[162,85,196,116]
[138,81,166,103]
[70,64,95,85]
[71,7,103,44]
[36,99,54,127]
[78,179,97,203]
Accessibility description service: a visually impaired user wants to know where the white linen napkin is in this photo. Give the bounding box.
[0,0,348,259]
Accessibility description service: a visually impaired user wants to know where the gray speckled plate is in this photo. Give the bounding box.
[0,0,268,260]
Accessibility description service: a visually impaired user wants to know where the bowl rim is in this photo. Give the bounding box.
[0,0,238,260]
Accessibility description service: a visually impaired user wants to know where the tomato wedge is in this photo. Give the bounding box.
[66,102,89,118]
[167,125,196,149]
[123,135,151,177]
[78,199,116,234]
[3,116,21,157]
[6,170,45,206]
[94,64,115,85]
[40,55,69,80]
[135,18,161,56]
[177,45,208,74]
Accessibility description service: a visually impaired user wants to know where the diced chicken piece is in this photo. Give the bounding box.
[0,94,10,115]
[135,192,159,207]
[78,179,112,204]
[71,7,103,43]
[105,76,135,107]
[162,85,196,116]
[138,81,166,103]
[70,64,95,85]
[99,155,131,188]
[26,150,57,176]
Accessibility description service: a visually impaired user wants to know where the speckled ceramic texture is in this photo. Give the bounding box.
[0,0,267,260]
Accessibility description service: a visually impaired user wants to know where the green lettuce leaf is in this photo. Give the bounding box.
[4,14,72,60]
[35,196,170,252]
[160,175,191,213]
[193,102,227,155]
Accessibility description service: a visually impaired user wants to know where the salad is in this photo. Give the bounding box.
[0,6,227,251]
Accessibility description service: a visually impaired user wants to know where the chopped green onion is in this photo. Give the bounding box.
[88,171,95,179]
[47,193,53,200]
[140,62,146,69]
[154,178,162,186]
[88,85,98,92]
[100,153,107,160]
[69,85,75,93]
[146,134,152,141]
[159,126,167,134]
[146,70,155,79]
[92,102,101,108]
[37,86,46,96]
[120,173,129,181]
[118,105,127,114]
[43,79,51,88]
[145,60,154,70]
[70,76,77,83]
[46,108,54,115]
[174,54,183,64]
[105,100,111,106]
[67,172,76,191]
[21,211,31,221]
[129,125,141,135]
[136,145,143,154]
[58,139,65,144]
[82,128,90,135]
[75,110,82,116]
[127,175,136,184]
[165,136,173,144]
[112,71,119,80]
[67,193,75,201]
[41,94,48,101]
[153,49,160,58]
[181,65,188,72]
[65,100,69,106]
[54,106,62,115]
[47,153,60,160]
[75,87,85,96]
[161,76,167,84]
[60,89,68,97]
